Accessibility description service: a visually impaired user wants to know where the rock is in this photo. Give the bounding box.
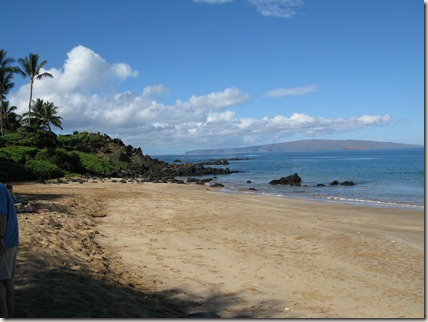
[210,183,224,188]
[340,181,356,186]
[316,184,326,187]
[269,173,302,186]
[330,180,339,185]
[198,158,230,166]
[239,187,257,191]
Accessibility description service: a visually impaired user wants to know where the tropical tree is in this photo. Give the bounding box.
[0,101,21,133]
[0,50,17,135]
[16,53,53,126]
[23,98,63,131]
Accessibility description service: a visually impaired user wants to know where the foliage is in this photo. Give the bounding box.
[35,148,85,174]
[0,50,18,136]
[1,101,21,134]
[57,131,104,153]
[0,50,16,101]
[73,151,111,175]
[3,127,57,148]
[0,160,30,182]
[0,128,140,181]
[0,146,39,164]
[22,98,63,131]
[24,160,64,180]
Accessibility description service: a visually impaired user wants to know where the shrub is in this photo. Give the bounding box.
[0,146,39,164]
[24,160,64,180]
[0,160,31,182]
[35,148,85,173]
[57,132,104,153]
[3,127,57,148]
[73,151,110,175]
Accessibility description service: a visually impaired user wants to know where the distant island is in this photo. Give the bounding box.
[185,139,423,155]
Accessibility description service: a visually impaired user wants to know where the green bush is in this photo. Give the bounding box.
[0,160,31,182]
[73,151,110,175]
[24,160,64,180]
[0,146,39,164]
[57,134,84,151]
[3,127,57,149]
[57,131,105,153]
[35,148,85,173]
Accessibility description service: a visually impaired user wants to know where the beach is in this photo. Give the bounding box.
[10,180,424,318]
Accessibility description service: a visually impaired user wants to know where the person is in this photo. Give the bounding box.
[0,183,19,318]
[6,185,44,214]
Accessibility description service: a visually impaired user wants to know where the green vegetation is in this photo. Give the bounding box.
[24,160,64,180]
[0,129,141,181]
[72,151,111,175]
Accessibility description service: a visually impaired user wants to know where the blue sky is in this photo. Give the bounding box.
[3,0,424,154]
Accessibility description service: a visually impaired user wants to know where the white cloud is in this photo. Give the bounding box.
[193,0,304,19]
[9,45,393,154]
[265,84,319,97]
[188,87,249,110]
[249,0,304,18]
[111,63,139,80]
[354,115,391,125]
[53,45,138,93]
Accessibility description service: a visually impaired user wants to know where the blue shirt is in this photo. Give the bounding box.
[0,184,19,248]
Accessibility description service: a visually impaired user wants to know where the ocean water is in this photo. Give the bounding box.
[155,148,424,209]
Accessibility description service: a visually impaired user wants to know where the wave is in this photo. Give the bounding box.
[219,186,424,210]
[319,195,423,209]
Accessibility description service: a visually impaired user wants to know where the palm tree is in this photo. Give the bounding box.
[0,50,17,135]
[0,101,21,134]
[16,53,53,126]
[23,98,63,131]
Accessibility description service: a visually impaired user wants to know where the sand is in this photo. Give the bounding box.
[9,180,424,318]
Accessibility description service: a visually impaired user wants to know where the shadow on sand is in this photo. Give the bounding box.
[14,254,284,318]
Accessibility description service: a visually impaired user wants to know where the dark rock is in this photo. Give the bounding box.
[187,178,207,185]
[210,183,225,188]
[269,173,302,186]
[198,158,230,166]
[340,181,356,186]
[330,180,339,185]
[316,184,326,187]
[246,180,252,183]
[240,187,257,191]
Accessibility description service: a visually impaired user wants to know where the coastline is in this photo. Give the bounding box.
[217,185,425,210]
[11,180,424,318]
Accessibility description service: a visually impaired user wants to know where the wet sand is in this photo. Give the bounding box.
[10,180,424,318]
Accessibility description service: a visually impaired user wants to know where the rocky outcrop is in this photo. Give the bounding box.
[340,181,356,186]
[198,158,230,166]
[269,173,302,186]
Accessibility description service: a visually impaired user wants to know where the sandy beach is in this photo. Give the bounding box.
[9,180,424,318]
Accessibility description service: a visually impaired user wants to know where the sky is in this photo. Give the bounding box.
[2,0,424,155]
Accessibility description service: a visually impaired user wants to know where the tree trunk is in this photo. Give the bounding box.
[28,78,34,126]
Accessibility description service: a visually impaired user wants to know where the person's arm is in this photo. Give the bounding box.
[0,214,6,256]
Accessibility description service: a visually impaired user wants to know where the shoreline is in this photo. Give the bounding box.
[10,180,424,318]
[217,186,425,211]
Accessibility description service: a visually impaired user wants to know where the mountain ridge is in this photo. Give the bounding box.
[185,139,423,155]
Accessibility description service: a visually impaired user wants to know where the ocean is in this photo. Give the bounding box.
[155,148,424,209]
